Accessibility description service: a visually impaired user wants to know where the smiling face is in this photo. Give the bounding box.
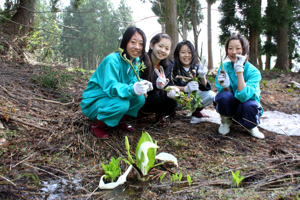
[126,32,144,61]
[150,38,171,63]
[179,44,192,67]
[227,39,243,63]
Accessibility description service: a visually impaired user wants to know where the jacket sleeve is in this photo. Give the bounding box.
[89,54,137,98]
[234,63,262,103]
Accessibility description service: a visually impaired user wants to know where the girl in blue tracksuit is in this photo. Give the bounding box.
[81,27,153,139]
[215,34,264,139]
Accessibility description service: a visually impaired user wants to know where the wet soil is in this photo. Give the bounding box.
[0,64,300,200]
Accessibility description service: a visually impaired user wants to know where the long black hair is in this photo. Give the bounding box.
[140,33,172,83]
[173,40,198,69]
[119,26,147,60]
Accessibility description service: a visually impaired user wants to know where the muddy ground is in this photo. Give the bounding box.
[0,64,299,200]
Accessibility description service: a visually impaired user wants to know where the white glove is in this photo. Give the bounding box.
[156,76,168,89]
[218,70,230,88]
[155,66,169,89]
[167,86,180,98]
[134,80,153,96]
[197,59,208,78]
[184,81,199,93]
[234,54,247,73]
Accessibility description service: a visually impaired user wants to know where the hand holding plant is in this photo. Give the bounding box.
[188,70,203,115]
[165,86,192,110]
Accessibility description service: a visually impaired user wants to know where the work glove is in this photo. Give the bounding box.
[167,86,180,98]
[197,58,208,78]
[184,81,199,93]
[218,70,230,88]
[234,54,247,74]
[155,65,169,89]
[134,80,153,96]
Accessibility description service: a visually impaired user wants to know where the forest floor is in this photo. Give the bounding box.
[0,63,300,200]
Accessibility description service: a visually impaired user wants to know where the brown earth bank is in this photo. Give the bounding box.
[0,63,300,200]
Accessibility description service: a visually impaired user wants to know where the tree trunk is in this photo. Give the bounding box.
[10,0,36,35]
[249,29,259,68]
[92,43,95,70]
[274,0,289,71]
[191,0,200,58]
[182,20,188,40]
[265,35,271,70]
[207,1,213,71]
[165,0,178,60]
[258,55,263,70]
[80,54,83,69]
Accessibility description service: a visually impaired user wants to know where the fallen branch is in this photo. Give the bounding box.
[0,174,17,186]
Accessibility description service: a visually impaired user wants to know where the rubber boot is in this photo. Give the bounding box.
[249,127,265,139]
[91,120,109,139]
[118,115,135,131]
[136,112,150,129]
[218,115,233,135]
[192,107,209,118]
[156,114,167,128]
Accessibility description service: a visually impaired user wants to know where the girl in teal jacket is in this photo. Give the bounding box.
[81,27,153,139]
[215,34,264,139]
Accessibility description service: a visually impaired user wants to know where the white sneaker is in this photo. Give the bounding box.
[218,116,233,135]
[249,127,265,139]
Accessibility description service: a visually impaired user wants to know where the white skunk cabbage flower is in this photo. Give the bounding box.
[137,141,159,175]
[156,152,178,167]
[99,165,133,189]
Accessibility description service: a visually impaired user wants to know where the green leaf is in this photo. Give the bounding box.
[125,136,135,164]
[178,172,183,182]
[160,172,167,183]
[187,175,192,186]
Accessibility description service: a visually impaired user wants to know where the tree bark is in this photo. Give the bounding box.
[265,35,271,70]
[274,0,289,71]
[10,0,36,35]
[182,20,188,40]
[191,0,200,58]
[207,1,213,71]
[165,0,178,60]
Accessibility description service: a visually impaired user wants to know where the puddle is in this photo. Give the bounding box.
[40,177,81,199]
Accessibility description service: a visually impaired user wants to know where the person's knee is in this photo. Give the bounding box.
[134,95,146,109]
[240,100,259,112]
[215,91,234,105]
[202,91,216,107]
[114,99,130,115]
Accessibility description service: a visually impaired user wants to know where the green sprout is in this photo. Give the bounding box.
[187,174,192,186]
[101,157,122,183]
[230,170,245,188]
[263,80,267,87]
[170,172,183,183]
[160,172,167,183]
